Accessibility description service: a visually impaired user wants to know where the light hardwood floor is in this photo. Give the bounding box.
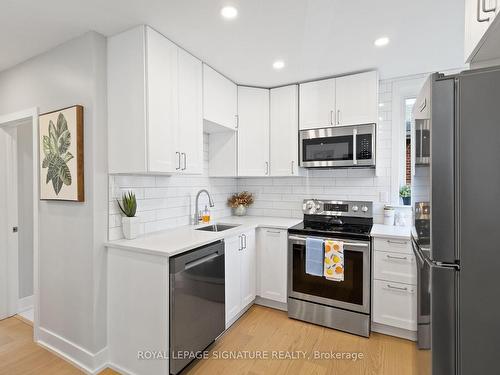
[0,306,418,375]
[186,305,418,375]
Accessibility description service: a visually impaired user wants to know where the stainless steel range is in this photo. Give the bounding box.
[287,199,373,337]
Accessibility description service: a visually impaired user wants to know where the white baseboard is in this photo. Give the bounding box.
[254,296,287,311]
[107,362,140,375]
[371,322,417,341]
[37,327,108,374]
[18,295,34,312]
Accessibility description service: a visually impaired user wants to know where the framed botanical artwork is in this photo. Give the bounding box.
[39,105,84,201]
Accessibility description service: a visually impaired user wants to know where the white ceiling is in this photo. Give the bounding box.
[0,0,465,87]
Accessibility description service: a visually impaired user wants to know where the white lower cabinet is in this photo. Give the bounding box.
[372,235,417,335]
[257,228,288,303]
[224,229,256,328]
[373,280,417,331]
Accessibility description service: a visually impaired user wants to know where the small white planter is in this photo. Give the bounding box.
[122,216,140,240]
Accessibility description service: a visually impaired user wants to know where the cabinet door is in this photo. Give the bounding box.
[335,71,378,126]
[258,229,287,303]
[237,87,270,176]
[177,49,203,174]
[203,64,237,130]
[270,85,299,176]
[373,279,417,331]
[299,78,335,130]
[464,0,496,62]
[146,27,178,173]
[240,230,256,307]
[224,235,242,327]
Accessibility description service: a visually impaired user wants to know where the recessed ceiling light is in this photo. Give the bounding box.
[374,37,390,47]
[221,6,238,19]
[273,60,285,70]
[379,103,385,107]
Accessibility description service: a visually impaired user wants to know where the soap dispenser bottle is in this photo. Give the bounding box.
[202,205,211,223]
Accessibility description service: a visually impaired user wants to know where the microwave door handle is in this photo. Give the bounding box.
[352,128,357,165]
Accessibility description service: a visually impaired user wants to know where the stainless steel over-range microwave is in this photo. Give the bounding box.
[299,123,376,168]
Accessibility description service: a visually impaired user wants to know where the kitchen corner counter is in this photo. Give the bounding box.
[370,224,412,240]
[105,215,301,257]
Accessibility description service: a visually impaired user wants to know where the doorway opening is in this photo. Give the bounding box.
[0,108,39,336]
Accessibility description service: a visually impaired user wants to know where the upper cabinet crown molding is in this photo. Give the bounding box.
[299,71,378,130]
[465,0,500,65]
[203,64,238,132]
[107,26,202,175]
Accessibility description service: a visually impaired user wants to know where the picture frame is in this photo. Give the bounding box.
[39,105,84,201]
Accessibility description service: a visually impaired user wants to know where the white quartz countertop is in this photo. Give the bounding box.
[370,224,412,240]
[105,216,302,257]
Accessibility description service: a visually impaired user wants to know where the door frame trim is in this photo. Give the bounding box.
[0,107,39,340]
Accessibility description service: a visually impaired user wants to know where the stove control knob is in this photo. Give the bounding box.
[352,205,359,212]
[361,205,369,213]
[303,200,316,213]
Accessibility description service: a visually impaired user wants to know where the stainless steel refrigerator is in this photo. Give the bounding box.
[411,66,500,375]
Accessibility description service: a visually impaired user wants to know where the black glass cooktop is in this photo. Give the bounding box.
[289,214,373,240]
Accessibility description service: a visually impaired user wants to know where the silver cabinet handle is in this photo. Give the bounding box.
[175,152,181,170]
[337,109,341,125]
[291,160,295,175]
[387,240,408,245]
[267,230,281,234]
[238,235,242,251]
[242,234,247,249]
[478,0,491,22]
[181,153,187,170]
[330,110,334,125]
[352,128,358,165]
[265,161,269,175]
[386,284,409,292]
[386,254,409,261]
[483,0,497,13]
[235,114,239,129]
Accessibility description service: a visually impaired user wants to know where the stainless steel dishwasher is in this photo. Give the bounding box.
[169,240,225,374]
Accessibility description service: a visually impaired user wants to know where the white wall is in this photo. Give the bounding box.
[109,134,237,240]
[16,122,34,299]
[0,31,108,369]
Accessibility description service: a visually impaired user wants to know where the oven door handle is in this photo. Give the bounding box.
[288,235,368,248]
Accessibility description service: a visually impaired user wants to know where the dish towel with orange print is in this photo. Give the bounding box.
[324,240,344,282]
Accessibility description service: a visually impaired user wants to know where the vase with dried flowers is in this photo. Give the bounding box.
[227,191,254,216]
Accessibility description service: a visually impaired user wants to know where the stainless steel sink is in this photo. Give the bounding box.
[195,223,240,232]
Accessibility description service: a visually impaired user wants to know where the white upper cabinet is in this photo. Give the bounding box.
[335,71,378,126]
[299,78,336,130]
[177,49,203,174]
[203,64,238,131]
[237,87,270,177]
[299,72,378,130]
[270,85,300,176]
[107,26,203,174]
[146,28,178,173]
[464,0,500,64]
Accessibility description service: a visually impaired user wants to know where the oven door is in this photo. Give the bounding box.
[299,124,375,168]
[287,234,370,314]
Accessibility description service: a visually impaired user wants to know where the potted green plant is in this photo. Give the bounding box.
[227,191,254,216]
[117,191,139,239]
[399,185,411,206]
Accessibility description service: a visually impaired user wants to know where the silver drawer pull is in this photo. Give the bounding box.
[478,0,491,22]
[386,254,408,261]
[386,284,409,292]
[387,240,408,245]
